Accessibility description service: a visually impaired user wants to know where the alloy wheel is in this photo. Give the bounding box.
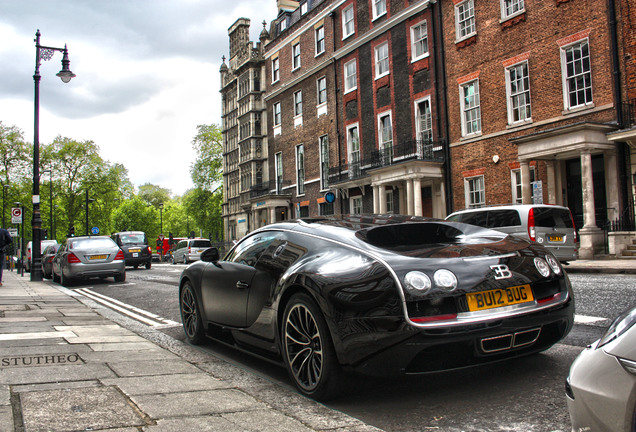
[181,285,198,339]
[284,303,323,392]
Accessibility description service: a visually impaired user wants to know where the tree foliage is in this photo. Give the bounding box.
[0,121,30,184]
[190,123,223,190]
[138,183,171,208]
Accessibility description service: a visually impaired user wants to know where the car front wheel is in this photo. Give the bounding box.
[180,282,205,344]
[60,271,73,287]
[114,272,126,283]
[282,293,341,401]
[145,261,151,270]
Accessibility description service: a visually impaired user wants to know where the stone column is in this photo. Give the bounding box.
[520,161,532,204]
[413,178,423,216]
[269,207,276,224]
[398,184,406,215]
[555,160,564,204]
[546,160,556,204]
[438,181,447,219]
[605,151,619,222]
[373,185,381,214]
[578,151,603,259]
[406,179,414,215]
[379,186,387,214]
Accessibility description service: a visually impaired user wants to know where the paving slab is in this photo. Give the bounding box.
[107,359,203,377]
[102,373,228,396]
[0,363,116,385]
[0,405,13,432]
[12,380,102,393]
[148,416,249,432]
[222,409,316,432]
[89,341,164,352]
[19,386,146,432]
[80,348,179,363]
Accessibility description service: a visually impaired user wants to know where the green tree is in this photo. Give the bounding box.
[183,187,223,240]
[138,183,171,208]
[190,124,223,190]
[0,121,31,185]
[111,196,159,238]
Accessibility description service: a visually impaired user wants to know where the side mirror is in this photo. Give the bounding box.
[200,247,220,263]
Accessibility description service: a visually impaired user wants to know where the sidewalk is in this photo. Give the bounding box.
[0,271,381,432]
[564,257,636,274]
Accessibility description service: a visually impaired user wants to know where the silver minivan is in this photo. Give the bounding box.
[446,204,578,262]
[172,238,212,264]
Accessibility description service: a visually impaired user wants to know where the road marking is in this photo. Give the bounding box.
[74,288,179,327]
[574,314,609,326]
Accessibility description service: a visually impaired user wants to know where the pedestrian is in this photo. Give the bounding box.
[0,226,12,286]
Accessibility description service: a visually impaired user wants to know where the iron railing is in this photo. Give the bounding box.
[621,98,636,129]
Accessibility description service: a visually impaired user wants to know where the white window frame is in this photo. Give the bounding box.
[315,26,325,56]
[377,111,393,152]
[271,57,280,83]
[292,42,301,70]
[374,42,390,79]
[347,123,360,178]
[344,59,357,93]
[460,79,481,137]
[273,102,282,126]
[351,196,363,214]
[511,167,536,204]
[296,144,305,196]
[280,18,287,32]
[319,135,329,190]
[294,90,303,117]
[415,97,433,143]
[372,0,387,20]
[464,175,485,208]
[317,76,327,106]
[386,189,394,214]
[342,5,355,39]
[561,38,593,110]
[500,0,525,20]
[301,1,308,15]
[275,152,283,194]
[505,61,532,125]
[411,20,429,62]
[455,0,476,42]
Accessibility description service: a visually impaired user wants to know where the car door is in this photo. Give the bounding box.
[200,231,281,327]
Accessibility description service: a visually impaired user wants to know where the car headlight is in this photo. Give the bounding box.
[597,307,636,349]
[534,257,550,277]
[405,271,432,294]
[545,254,561,275]
[434,269,457,291]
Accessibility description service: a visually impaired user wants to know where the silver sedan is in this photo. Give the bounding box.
[52,236,126,286]
[566,305,636,431]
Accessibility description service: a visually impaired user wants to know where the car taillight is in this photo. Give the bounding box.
[114,250,125,261]
[569,211,577,242]
[67,253,81,264]
[527,208,536,242]
[146,246,152,254]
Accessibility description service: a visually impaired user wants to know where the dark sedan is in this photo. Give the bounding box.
[178,215,574,400]
[41,243,60,279]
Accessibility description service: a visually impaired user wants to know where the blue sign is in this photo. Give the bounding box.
[91,226,100,235]
[324,191,336,204]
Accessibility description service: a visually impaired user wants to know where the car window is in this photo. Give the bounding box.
[120,234,146,244]
[227,232,281,267]
[177,241,186,249]
[485,210,521,228]
[533,208,574,228]
[69,238,116,249]
[190,240,211,247]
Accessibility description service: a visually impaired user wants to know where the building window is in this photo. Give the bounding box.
[275,152,283,193]
[280,18,287,32]
[378,112,393,160]
[292,42,301,70]
[315,26,325,55]
[455,0,476,41]
[320,135,329,190]
[344,59,357,93]
[375,42,389,78]
[301,1,308,15]
[373,0,387,20]
[273,102,281,126]
[347,124,360,178]
[386,189,394,213]
[296,144,305,195]
[320,202,334,215]
[272,57,280,83]
[511,168,535,204]
[317,76,327,105]
[411,21,428,61]
[561,39,592,109]
[299,205,309,218]
[506,61,531,124]
[501,0,524,19]
[465,176,485,208]
[415,98,432,143]
[460,80,481,136]
[294,91,303,116]
[343,5,355,39]
[351,196,363,214]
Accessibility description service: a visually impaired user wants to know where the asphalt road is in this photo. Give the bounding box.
[59,264,635,432]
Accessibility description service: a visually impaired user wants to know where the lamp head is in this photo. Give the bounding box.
[56,46,76,83]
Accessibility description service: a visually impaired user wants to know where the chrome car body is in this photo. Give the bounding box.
[566,306,636,432]
[179,215,574,400]
[41,243,60,279]
[52,236,126,286]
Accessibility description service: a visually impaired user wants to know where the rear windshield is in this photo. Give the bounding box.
[119,233,147,244]
[358,223,465,249]
[70,238,116,249]
[533,208,574,228]
[190,240,211,247]
[447,209,522,228]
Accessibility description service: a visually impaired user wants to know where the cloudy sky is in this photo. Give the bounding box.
[0,0,278,196]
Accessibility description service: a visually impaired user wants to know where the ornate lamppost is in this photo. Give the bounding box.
[32,29,75,281]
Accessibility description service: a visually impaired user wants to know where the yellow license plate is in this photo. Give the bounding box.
[129,248,141,252]
[89,254,107,260]
[549,235,563,242]
[466,285,534,312]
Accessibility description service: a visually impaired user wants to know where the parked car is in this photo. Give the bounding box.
[178,214,574,400]
[40,243,60,279]
[111,231,152,269]
[566,305,636,432]
[52,236,126,286]
[172,238,211,264]
[25,239,58,272]
[446,204,578,262]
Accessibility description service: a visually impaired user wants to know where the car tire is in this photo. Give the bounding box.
[133,264,138,269]
[60,272,73,287]
[52,270,60,283]
[180,281,205,344]
[114,272,126,283]
[170,255,175,265]
[42,268,50,279]
[281,293,342,401]
[145,261,151,270]
[183,255,188,265]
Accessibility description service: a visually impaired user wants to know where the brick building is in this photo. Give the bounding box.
[220,0,636,258]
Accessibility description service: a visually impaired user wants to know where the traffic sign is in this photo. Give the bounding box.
[91,226,100,235]
[11,207,22,224]
[158,234,165,241]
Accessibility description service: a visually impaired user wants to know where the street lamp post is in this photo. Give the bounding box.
[14,202,24,277]
[159,203,164,234]
[32,29,75,281]
[85,190,94,236]
[2,183,9,228]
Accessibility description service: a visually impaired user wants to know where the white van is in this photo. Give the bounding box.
[171,238,212,264]
[446,204,578,262]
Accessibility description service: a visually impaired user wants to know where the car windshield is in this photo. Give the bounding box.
[191,240,211,247]
[70,238,116,249]
[120,234,146,244]
[533,208,574,228]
